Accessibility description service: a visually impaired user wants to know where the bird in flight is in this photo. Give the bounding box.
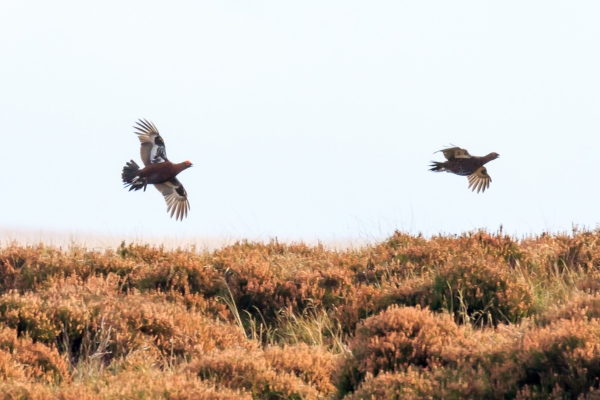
[429,146,499,193]
[121,119,193,220]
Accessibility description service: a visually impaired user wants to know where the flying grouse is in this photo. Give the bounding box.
[122,119,192,220]
[429,146,499,193]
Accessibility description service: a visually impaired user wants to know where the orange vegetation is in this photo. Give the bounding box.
[1,229,600,398]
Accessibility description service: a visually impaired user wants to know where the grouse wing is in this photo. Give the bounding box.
[154,178,190,221]
[435,146,471,160]
[467,166,492,193]
[134,119,169,166]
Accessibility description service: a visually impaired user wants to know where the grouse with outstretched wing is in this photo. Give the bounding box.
[121,119,192,220]
[429,146,499,193]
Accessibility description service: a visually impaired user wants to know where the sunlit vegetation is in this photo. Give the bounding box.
[1,228,600,398]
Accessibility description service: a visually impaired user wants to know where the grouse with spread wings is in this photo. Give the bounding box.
[429,146,499,193]
[121,119,192,220]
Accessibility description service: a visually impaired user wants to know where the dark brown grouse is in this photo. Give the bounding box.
[121,119,193,220]
[429,146,499,193]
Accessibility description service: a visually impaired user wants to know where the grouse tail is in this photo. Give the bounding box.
[428,161,446,172]
[122,160,147,191]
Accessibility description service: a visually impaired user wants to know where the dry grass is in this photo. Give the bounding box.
[0,228,600,398]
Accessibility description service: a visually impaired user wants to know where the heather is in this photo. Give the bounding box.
[1,229,600,398]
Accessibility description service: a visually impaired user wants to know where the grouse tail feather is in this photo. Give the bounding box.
[122,160,147,191]
[429,161,446,172]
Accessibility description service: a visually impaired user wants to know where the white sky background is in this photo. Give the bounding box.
[1,1,600,243]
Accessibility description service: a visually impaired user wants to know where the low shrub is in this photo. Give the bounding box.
[188,348,321,399]
[482,318,600,398]
[344,367,489,400]
[337,306,479,396]
[429,255,533,325]
[2,230,600,397]
[0,325,69,384]
[537,293,600,326]
[265,343,338,395]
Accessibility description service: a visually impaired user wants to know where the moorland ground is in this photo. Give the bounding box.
[1,229,600,399]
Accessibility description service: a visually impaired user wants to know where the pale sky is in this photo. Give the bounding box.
[1,1,600,242]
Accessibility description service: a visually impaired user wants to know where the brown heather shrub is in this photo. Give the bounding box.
[264,343,338,395]
[481,318,600,398]
[335,275,433,335]
[84,369,252,400]
[538,293,600,326]
[0,325,69,384]
[337,254,533,331]
[577,275,600,295]
[0,275,250,365]
[333,231,533,331]
[340,310,600,399]
[0,369,250,399]
[0,244,138,293]
[100,292,252,359]
[429,255,534,325]
[338,305,480,395]
[187,348,322,399]
[340,306,600,399]
[0,230,539,334]
[343,369,436,400]
[0,242,226,299]
[370,231,523,275]
[519,229,600,275]
[371,232,441,270]
[4,230,600,397]
[213,242,360,324]
[344,367,491,400]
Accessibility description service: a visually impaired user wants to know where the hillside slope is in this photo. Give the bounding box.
[1,229,600,399]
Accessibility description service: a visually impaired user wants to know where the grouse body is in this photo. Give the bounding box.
[121,119,193,220]
[429,146,499,193]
